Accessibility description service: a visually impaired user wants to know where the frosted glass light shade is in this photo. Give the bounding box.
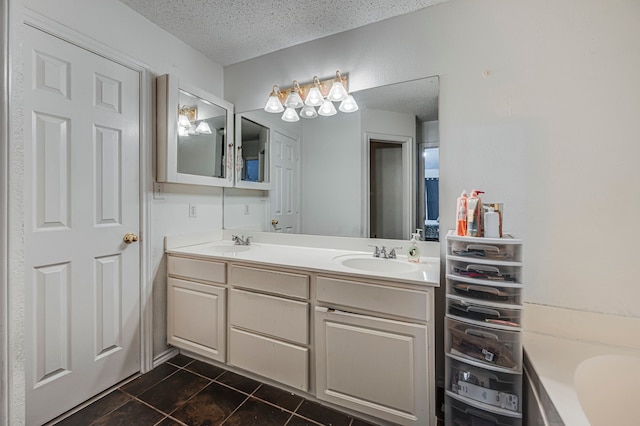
[284,90,304,108]
[304,86,324,106]
[282,107,300,122]
[339,95,359,113]
[264,95,284,113]
[178,126,189,137]
[318,99,337,117]
[178,114,191,127]
[195,121,212,134]
[327,81,348,102]
[300,105,318,119]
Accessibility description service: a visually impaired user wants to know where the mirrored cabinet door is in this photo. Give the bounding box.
[234,114,272,190]
[157,74,234,187]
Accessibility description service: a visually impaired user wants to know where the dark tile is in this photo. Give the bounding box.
[185,359,226,380]
[223,397,291,426]
[351,418,381,426]
[138,369,210,414]
[91,399,164,426]
[254,384,304,412]
[56,389,131,425]
[216,371,261,394]
[120,363,179,396]
[286,415,322,426]
[171,381,247,426]
[167,353,195,367]
[295,401,351,426]
[156,416,185,426]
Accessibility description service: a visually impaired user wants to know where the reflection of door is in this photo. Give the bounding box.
[270,130,300,233]
[370,142,404,239]
[23,25,141,425]
[364,133,414,240]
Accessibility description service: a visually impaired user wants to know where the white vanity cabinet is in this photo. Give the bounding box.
[228,264,311,391]
[315,276,435,426]
[167,256,227,362]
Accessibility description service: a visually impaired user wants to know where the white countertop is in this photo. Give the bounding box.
[165,237,440,287]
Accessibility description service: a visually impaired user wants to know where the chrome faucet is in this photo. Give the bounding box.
[232,235,252,246]
[370,245,402,259]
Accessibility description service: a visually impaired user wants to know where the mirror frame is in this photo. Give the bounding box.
[156,73,234,187]
[233,113,273,190]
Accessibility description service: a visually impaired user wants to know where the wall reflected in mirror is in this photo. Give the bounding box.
[177,89,227,178]
[223,76,439,241]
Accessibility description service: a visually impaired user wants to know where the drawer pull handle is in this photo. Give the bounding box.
[465,328,499,341]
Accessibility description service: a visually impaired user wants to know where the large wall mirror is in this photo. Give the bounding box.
[223,76,439,240]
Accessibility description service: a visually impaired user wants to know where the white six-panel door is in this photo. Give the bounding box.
[270,130,300,233]
[22,25,141,425]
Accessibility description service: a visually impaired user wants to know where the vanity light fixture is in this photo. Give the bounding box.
[264,85,285,113]
[263,70,357,121]
[195,121,212,134]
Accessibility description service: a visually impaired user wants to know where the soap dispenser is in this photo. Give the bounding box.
[408,229,422,263]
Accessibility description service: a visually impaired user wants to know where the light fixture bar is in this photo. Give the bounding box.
[275,73,349,105]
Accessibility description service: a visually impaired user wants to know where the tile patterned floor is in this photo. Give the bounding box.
[53,354,381,426]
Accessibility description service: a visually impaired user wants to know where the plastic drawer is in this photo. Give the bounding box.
[447,280,522,305]
[448,260,520,284]
[448,237,522,262]
[447,297,521,328]
[446,317,521,371]
[446,394,522,426]
[446,356,522,413]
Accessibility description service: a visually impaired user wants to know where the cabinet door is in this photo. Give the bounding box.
[167,278,226,362]
[315,307,431,426]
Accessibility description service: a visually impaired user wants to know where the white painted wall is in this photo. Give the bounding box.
[301,112,362,236]
[225,0,640,319]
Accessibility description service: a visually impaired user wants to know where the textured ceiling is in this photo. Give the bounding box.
[119,0,447,66]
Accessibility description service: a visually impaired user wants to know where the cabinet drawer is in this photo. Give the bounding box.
[229,289,309,344]
[447,356,522,413]
[168,255,226,284]
[446,318,522,372]
[229,328,308,391]
[229,265,309,299]
[316,276,430,322]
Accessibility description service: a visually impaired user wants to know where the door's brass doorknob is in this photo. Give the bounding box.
[271,219,279,226]
[123,233,139,244]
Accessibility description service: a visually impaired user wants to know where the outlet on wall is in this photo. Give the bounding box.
[189,203,197,218]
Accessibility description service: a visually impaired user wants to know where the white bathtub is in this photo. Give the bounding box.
[523,304,640,426]
[574,355,640,426]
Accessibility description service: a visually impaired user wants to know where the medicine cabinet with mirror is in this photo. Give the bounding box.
[224,76,440,241]
[157,73,235,187]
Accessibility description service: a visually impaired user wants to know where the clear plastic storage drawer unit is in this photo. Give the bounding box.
[447,297,522,328]
[447,236,522,262]
[447,280,522,305]
[446,394,522,426]
[446,317,522,371]
[448,260,521,284]
[446,356,522,413]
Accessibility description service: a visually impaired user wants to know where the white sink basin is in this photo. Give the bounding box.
[574,354,640,426]
[334,254,419,274]
[201,242,253,254]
